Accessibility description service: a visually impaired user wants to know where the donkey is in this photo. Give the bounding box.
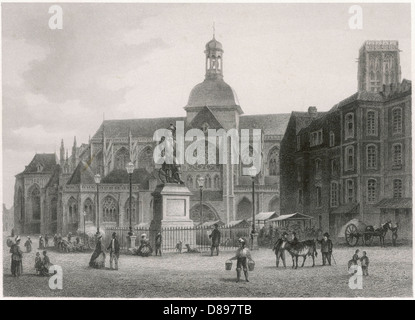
[284,240,318,269]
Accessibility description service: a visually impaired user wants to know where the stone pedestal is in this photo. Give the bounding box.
[150,184,195,248]
[250,232,259,250]
[127,235,137,249]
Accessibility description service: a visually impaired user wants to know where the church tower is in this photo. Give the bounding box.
[358,40,401,92]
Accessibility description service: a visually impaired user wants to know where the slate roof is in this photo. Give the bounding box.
[291,111,326,134]
[22,154,57,174]
[92,117,185,139]
[101,168,151,187]
[66,161,96,185]
[239,113,291,136]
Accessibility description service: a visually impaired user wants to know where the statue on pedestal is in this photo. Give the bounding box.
[158,123,184,185]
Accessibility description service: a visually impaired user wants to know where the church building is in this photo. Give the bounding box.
[13,36,289,235]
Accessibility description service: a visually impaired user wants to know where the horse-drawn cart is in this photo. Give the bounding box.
[344,219,393,247]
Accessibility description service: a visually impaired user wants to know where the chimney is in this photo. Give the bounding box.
[308,106,318,117]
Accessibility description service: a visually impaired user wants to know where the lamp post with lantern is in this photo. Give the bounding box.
[83,210,86,245]
[94,174,101,236]
[248,166,258,250]
[197,176,205,225]
[126,162,137,248]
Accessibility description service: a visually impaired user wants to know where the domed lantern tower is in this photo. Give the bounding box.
[205,35,224,79]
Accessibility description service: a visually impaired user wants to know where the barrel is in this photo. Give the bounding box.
[225,260,232,271]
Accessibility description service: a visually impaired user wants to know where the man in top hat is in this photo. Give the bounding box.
[10,236,23,277]
[107,232,120,270]
[318,232,333,266]
[209,223,221,256]
[273,232,288,268]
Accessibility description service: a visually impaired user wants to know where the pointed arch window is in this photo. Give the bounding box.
[214,175,221,189]
[83,198,94,222]
[68,197,78,224]
[345,146,354,171]
[102,196,118,222]
[31,187,41,220]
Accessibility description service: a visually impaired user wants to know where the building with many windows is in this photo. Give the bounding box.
[280,40,412,240]
[13,36,289,235]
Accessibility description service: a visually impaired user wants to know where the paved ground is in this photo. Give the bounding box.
[3,236,412,298]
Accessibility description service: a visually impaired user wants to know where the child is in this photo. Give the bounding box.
[40,251,52,276]
[35,252,42,275]
[229,238,254,282]
[360,251,369,276]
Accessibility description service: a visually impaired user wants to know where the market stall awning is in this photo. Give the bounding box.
[225,219,250,228]
[268,212,314,222]
[375,198,412,209]
[331,203,359,214]
[247,211,279,222]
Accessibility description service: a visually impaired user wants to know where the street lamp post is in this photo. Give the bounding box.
[83,211,86,245]
[248,166,258,250]
[94,174,101,236]
[197,176,205,225]
[126,162,135,236]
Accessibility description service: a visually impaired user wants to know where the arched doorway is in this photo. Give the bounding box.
[237,197,252,220]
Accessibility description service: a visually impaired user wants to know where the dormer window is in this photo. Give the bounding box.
[36,163,43,172]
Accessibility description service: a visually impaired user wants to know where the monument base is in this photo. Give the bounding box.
[150,183,195,249]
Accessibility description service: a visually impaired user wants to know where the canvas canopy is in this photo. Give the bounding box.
[268,212,314,222]
[247,211,279,222]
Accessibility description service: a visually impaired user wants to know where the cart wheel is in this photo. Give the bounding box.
[345,224,359,247]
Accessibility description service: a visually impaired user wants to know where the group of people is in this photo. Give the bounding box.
[9,236,54,277]
[349,249,370,276]
[273,231,333,267]
[23,234,50,253]
[89,232,156,270]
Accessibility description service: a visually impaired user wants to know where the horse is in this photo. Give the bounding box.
[366,221,392,247]
[284,240,318,269]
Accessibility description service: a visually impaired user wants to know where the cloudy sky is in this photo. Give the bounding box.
[1,3,411,207]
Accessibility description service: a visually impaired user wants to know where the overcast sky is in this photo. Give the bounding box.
[1,3,411,207]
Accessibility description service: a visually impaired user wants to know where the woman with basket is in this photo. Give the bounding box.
[228,238,254,282]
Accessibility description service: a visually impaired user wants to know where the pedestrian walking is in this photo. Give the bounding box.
[38,236,45,249]
[107,232,120,270]
[229,238,253,282]
[155,232,162,256]
[24,237,32,253]
[209,223,221,256]
[45,234,49,247]
[318,232,333,266]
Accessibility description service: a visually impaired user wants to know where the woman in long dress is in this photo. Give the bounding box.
[137,234,153,257]
[89,234,106,269]
[24,237,32,253]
